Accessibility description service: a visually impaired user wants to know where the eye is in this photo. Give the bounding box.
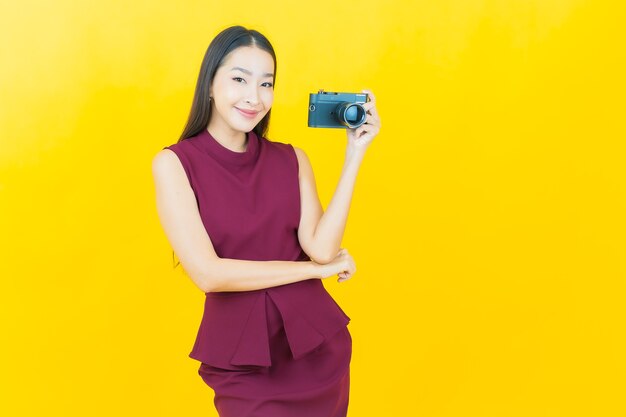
[263,82,274,88]
[232,77,245,83]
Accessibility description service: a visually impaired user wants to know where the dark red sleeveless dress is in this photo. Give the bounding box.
[163,128,352,417]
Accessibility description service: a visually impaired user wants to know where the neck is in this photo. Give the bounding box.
[206,126,248,152]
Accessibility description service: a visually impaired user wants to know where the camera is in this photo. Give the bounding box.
[308,89,369,129]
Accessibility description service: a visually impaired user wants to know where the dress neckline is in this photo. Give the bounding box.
[194,128,260,166]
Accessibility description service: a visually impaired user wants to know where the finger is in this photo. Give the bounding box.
[363,105,379,121]
[362,101,378,114]
[364,114,378,126]
[362,89,376,104]
[352,126,366,138]
[361,121,376,134]
[362,102,374,111]
[365,113,381,126]
[361,125,374,137]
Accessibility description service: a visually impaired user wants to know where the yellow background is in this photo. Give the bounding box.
[1,0,625,415]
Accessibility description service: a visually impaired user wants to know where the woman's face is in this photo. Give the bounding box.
[209,46,275,137]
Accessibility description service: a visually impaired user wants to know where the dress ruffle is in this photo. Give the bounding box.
[189,279,350,369]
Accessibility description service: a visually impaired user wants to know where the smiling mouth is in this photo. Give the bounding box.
[235,107,259,118]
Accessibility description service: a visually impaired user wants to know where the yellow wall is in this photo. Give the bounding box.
[1,0,625,415]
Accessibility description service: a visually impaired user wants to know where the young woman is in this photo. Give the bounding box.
[152,25,380,417]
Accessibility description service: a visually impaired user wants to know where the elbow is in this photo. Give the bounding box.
[201,278,215,293]
[310,249,337,265]
[201,266,225,292]
[201,276,223,293]
[196,260,223,293]
[312,255,333,265]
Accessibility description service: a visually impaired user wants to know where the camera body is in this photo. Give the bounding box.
[308,89,369,129]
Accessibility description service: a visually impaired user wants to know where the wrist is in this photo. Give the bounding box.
[345,148,366,163]
[309,260,328,279]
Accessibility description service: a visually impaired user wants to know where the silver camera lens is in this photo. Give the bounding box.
[336,102,367,128]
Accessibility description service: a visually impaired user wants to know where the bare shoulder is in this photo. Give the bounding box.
[292,146,314,179]
[152,148,179,169]
[292,145,305,159]
[151,149,184,179]
[292,145,312,167]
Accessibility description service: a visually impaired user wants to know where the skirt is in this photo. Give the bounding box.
[197,291,352,417]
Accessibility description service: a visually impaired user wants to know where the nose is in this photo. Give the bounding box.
[245,85,260,106]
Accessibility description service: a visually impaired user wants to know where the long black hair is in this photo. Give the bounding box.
[178,25,277,143]
[172,26,277,268]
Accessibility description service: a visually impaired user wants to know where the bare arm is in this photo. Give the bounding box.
[203,258,322,292]
[294,148,365,264]
[296,89,380,264]
[152,149,333,293]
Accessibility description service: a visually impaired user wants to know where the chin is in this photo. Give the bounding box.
[228,122,254,134]
[234,118,262,130]
[225,125,256,133]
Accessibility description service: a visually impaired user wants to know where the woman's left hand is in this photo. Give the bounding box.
[346,89,381,154]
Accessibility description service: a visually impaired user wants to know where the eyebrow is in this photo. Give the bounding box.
[230,66,274,78]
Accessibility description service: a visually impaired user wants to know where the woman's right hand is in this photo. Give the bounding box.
[315,248,356,283]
